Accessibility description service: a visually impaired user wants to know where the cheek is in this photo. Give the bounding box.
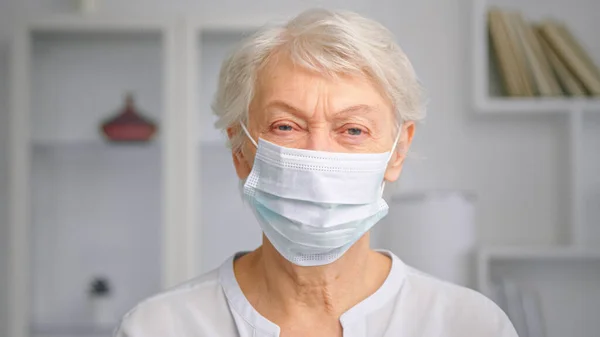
[363,131,396,153]
[242,143,257,165]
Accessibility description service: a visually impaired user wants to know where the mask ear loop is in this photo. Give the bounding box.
[387,123,402,163]
[381,123,403,195]
[239,121,258,148]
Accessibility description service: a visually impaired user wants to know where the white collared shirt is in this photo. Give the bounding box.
[114,251,517,337]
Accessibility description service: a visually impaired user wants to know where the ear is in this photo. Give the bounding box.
[228,126,253,180]
[384,121,415,183]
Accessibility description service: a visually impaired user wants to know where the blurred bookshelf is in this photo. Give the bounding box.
[8,16,176,337]
[472,0,600,114]
[8,13,276,337]
[471,0,600,246]
[478,247,600,337]
[472,1,600,336]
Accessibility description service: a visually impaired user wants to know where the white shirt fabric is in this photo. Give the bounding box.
[114,251,517,337]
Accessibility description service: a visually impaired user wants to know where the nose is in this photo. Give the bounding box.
[304,127,336,152]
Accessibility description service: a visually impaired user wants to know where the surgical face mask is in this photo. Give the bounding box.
[240,122,401,266]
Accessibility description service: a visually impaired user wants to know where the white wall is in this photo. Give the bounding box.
[0,46,9,337]
[0,2,16,334]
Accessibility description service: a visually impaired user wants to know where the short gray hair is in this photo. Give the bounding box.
[212,8,426,151]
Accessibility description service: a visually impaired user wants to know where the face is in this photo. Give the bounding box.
[229,55,415,183]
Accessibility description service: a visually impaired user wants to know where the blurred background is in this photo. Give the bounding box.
[0,1,599,337]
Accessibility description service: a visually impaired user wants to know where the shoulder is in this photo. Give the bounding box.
[113,269,227,336]
[399,266,518,337]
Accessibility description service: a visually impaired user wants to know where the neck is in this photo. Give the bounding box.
[234,233,392,321]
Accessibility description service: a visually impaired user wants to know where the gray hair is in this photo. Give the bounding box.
[212,8,426,151]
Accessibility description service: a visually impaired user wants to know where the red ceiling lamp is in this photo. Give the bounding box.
[101,93,158,142]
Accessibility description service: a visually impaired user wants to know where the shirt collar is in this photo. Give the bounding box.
[218,252,280,336]
[218,250,407,334]
[339,250,407,328]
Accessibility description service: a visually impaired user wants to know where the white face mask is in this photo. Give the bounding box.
[240,122,401,266]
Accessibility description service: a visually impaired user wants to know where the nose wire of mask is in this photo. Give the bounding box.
[240,120,402,196]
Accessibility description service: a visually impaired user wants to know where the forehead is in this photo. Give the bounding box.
[253,54,394,119]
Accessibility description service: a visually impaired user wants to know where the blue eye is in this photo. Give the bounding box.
[347,128,362,136]
[278,125,293,131]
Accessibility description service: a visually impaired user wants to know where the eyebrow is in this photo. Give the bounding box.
[335,104,379,117]
[264,100,307,118]
[264,100,379,117]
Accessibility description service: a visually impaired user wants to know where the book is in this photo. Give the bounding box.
[539,20,600,95]
[514,15,563,96]
[488,8,522,96]
[524,22,564,96]
[555,21,600,84]
[511,12,550,96]
[536,27,586,96]
[505,11,535,96]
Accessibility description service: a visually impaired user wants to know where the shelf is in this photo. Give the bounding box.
[31,324,114,336]
[30,137,163,325]
[31,140,161,149]
[26,14,170,33]
[30,30,163,144]
[485,256,600,337]
[479,245,600,337]
[472,0,600,116]
[480,246,600,261]
[475,97,600,115]
[9,14,184,337]
[190,16,283,33]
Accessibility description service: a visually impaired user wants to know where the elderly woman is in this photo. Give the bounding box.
[116,9,516,337]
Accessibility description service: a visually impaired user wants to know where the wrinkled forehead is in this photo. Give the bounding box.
[250,51,396,126]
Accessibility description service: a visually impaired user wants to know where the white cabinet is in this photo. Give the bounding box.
[478,248,600,337]
[8,14,275,337]
[472,0,600,336]
[28,32,165,333]
[8,16,193,337]
[31,144,162,330]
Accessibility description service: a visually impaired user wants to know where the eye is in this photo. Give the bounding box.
[270,121,299,135]
[277,124,293,131]
[347,127,362,136]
